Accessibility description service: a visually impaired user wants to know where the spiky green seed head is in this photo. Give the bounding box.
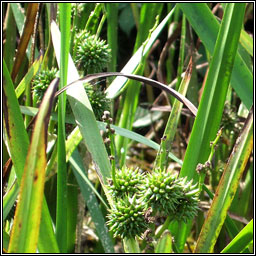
[172,178,200,222]
[74,31,111,74]
[142,169,184,215]
[108,167,146,198]
[83,82,110,119]
[32,68,58,105]
[172,194,199,223]
[106,195,148,238]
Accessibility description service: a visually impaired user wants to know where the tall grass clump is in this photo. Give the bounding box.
[3,3,253,253]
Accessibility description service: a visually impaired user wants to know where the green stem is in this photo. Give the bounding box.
[208,127,223,162]
[95,12,106,39]
[109,131,118,188]
[123,237,141,253]
[155,215,172,239]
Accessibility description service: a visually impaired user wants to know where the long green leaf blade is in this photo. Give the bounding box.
[178,3,252,109]
[174,3,246,252]
[155,230,173,253]
[55,3,71,252]
[3,59,29,179]
[51,21,112,207]
[3,59,59,253]
[8,78,59,253]
[194,108,253,253]
[105,3,118,74]
[180,2,246,182]
[155,58,192,167]
[3,181,19,221]
[105,6,175,98]
[19,105,183,165]
[15,54,43,99]
[56,72,198,117]
[70,149,115,253]
[221,219,253,253]
[11,3,39,81]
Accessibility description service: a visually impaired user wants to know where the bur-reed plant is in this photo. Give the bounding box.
[3,3,253,254]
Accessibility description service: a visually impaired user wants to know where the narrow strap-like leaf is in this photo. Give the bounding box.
[55,72,198,116]
[8,78,59,253]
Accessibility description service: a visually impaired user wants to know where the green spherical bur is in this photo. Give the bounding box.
[83,83,110,120]
[107,195,148,238]
[108,167,146,198]
[143,169,184,215]
[74,31,111,74]
[32,68,58,105]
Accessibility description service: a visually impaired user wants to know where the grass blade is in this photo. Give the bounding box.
[176,14,186,90]
[155,230,173,253]
[19,105,183,165]
[11,3,39,81]
[194,108,253,253]
[221,219,253,253]
[3,59,28,179]
[180,2,246,183]
[69,150,108,209]
[105,7,176,98]
[173,3,246,252]
[8,78,59,253]
[105,3,118,75]
[3,4,16,71]
[3,59,59,253]
[70,149,115,253]
[178,3,252,109]
[55,3,71,252]
[3,231,10,252]
[3,181,19,221]
[240,29,253,57]
[155,58,193,167]
[37,198,60,253]
[123,237,141,253]
[15,54,43,99]
[56,72,198,117]
[51,21,112,206]
[10,3,30,60]
[99,122,183,166]
[202,184,241,240]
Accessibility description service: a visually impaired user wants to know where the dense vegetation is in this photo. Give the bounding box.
[3,3,253,253]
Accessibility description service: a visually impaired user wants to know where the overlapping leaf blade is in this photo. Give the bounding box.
[8,78,59,253]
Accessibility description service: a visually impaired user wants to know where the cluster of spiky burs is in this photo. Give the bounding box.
[32,30,111,117]
[73,30,111,118]
[106,167,149,239]
[142,169,200,221]
[106,166,200,239]
[32,71,109,120]
[73,30,111,74]
[84,83,110,120]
